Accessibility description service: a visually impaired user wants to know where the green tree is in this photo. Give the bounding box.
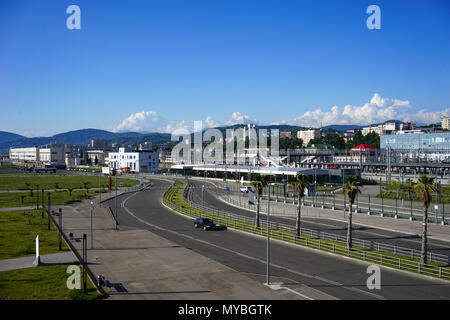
[67,187,74,197]
[413,175,437,264]
[323,133,345,149]
[251,174,268,229]
[342,175,361,249]
[289,173,312,236]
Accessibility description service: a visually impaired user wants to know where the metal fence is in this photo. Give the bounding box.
[161,182,450,281]
[220,182,449,225]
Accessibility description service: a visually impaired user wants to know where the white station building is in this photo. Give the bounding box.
[108,147,159,173]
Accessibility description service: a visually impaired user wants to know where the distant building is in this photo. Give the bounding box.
[138,142,153,151]
[297,129,320,146]
[9,147,40,163]
[86,150,107,166]
[108,147,159,173]
[442,117,450,130]
[333,144,378,163]
[280,131,292,139]
[39,142,72,165]
[90,139,108,149]
[362,121,416,136]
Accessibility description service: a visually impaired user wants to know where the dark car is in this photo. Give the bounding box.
[194,218,216,230]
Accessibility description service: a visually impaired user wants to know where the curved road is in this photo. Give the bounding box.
[104,178,450,300]
[188,179,450,257]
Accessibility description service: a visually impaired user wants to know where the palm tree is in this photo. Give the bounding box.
[67,187,74,197]
[289,173,312,237]
[342,175,361,250]
[404,178,413,200]
[413,174,436,264]
[251,174,268,229]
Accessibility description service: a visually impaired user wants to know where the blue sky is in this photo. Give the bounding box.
[1,0,450,136]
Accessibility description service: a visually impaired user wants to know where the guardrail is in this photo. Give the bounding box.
[162,181,450,281]
[193,191,449,265]
[220,183,449,225]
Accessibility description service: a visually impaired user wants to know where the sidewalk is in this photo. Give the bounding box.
[54,193,311,300]
[0,252,77,272]
[222,192,450,243]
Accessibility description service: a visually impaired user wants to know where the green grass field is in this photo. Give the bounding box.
[0,190,106,209]
[0,209,70,260]
[0,174,138,191]
[0,263,102,300]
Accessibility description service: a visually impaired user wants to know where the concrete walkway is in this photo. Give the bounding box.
[0,252,77,272]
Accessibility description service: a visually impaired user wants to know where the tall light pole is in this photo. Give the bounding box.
[266,183,271,285]
[202,185,205,213]
[115,174,118,230]
[98,171,101,206]
[90,201,94,249]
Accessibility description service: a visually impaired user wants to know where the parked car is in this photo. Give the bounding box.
[194,218,216,230]
[240,186,252,193]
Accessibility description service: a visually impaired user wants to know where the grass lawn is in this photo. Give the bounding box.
[0,189,111,209]
[0,209,69,260]
[0,174,138,191]
[0,263,102,300]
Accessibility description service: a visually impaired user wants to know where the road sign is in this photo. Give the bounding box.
[120,181,123,187]
[140,178,143,185]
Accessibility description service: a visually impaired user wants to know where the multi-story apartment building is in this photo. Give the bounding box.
[296,129,320,146]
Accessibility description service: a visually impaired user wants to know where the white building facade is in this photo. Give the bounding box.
[297,129,320,147]
[9,147,40,162]
[108,148,159,173]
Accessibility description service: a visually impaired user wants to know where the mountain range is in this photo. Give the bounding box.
[0,120,413,154]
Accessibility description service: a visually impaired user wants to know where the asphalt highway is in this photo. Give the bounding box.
[104,178,450,300]
[188,179,450,258]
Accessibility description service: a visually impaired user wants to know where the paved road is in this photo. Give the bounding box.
[105,178,450,300]
[188,179,450,258]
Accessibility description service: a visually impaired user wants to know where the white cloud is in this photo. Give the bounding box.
[280,93,448,127]
[204,116,220,128]
[163,120,191,135]
[226,112,258,125]
[114,110,159,132]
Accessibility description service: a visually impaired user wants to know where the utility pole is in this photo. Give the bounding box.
[115,174,118,230]
[58,208,62,251]
[90,201,94,249]
[266,183,271,286]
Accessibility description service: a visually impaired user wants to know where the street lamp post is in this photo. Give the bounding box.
[115,174,118,230]
[266,183,271,285]
[202,185,205,214]
[98,172,101,206]
[90,201,94,249]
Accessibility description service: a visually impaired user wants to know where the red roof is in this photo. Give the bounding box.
[352,144,376,150]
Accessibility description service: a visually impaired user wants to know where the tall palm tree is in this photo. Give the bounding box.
[404,178,413,200]
[251,174,268,229]
[413,174,436,264]
[290,173,312,237]
[342,175,361,250]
